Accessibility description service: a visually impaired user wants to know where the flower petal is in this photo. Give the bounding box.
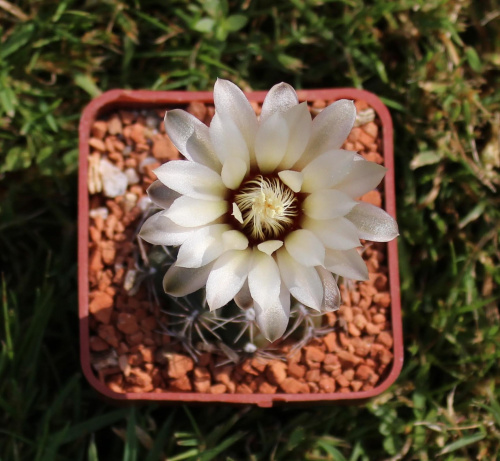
[154,160,226,201]
[209,112,250,168]
[163,262,214,297]
[345,202,399,241]
[206,249,252,310]
[296,99,356,168]
[302,189,358,220]
[302,216,361,250]
[276,248,323,310]
[232,202,244,224]
[301,150,357,193]
[254,282,291,342]
[213,78,258,154]
[165,196,228,227]
[334,155,387,198]
[285,229,325,267]
[222,230,249,251]
[278,170,303,193]
[164,109,220,172]
[221,156,248,190]
[234,280,253,309]
[260,82,298,122]
[255,111,289,173]
[257,240,283,255]
[139,212,196,246]
[147,180,181,209]
[316,266,341,312]
[278,102,312,169]
[324,248,369,281]
[175,224,231,268]
[248,249,281,310]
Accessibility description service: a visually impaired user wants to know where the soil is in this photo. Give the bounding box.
[86,98,394,396]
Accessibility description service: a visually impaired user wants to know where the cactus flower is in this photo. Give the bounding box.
[139,79,398,341]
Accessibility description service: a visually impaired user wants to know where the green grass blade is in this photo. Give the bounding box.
[199,432,246,461]
[437,432,486,456]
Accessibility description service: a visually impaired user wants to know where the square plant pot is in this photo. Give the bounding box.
[78,87,402,407]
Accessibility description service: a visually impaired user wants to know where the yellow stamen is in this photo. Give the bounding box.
[234,175,298,241]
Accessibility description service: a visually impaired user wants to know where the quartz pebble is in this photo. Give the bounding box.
[99,159,128,198]
[125,168,140,185]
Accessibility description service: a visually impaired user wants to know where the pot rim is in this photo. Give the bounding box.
[78,88,402,407]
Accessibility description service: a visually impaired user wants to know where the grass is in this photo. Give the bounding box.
[1,0,499,459]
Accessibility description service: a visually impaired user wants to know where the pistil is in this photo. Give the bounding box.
[234,175,298,242]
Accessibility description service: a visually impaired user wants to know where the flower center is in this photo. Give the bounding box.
[234,175,298,242]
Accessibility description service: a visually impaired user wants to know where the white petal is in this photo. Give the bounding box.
[278,102,313,169]
[255,112,289,173]
[213,78,258,155]
[260,82,298,122]
[221,156,248,190]
[248,249,281,309]
[139,212,195,246]
[345,202,399,241]
[234,280,253,309]
[334,155,387,198]
[209,112,250,167]
[301,149,357,193]
[254,282,291,342]
[324,248,369,281]
[316,266,341,312]
[147,180,181,209]
[222,230,248,251]
[276,248,323,310]
[166,196,228,227]
[154,160,226,201]
[302,216,361,250]
[257,240,283,255]
[232,202,244,224]
[278,170,303,193]
[175,224,230,268]
[206,249,252,310]
[164,109,220,172]
[302,189,358,220]
[285,229,325,267]
[296,99,356,168]
[163,262,214,297]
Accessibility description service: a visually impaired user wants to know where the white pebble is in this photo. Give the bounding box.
[244,342,258,353]
[137,196,152,211]
[123,192,138,211]
[139,156,157,173]
[125,167,140,185]
[89,207,109,220]
[99,159,128,198]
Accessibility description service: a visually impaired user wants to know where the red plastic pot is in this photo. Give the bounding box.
[78,88,403,407]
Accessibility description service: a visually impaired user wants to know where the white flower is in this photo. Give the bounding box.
[139,79,398,341]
